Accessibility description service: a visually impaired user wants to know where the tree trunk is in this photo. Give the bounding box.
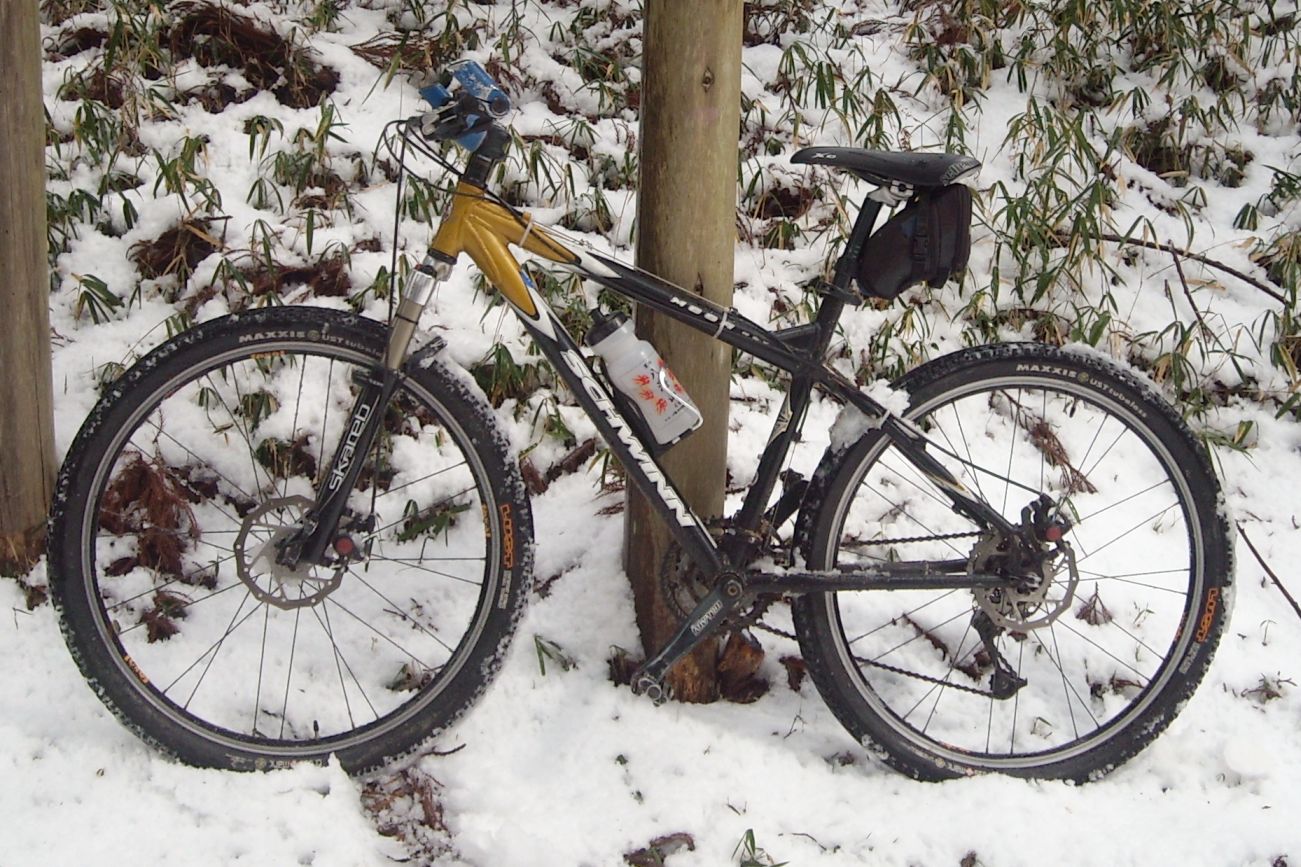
[627,0,743,702]
[0,2,56,574]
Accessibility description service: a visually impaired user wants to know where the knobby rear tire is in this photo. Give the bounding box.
[793,343,1232,781]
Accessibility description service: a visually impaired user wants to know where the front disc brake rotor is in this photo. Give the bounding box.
[234,495,345,610]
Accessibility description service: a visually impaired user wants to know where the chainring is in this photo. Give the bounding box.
[659,522,776,630]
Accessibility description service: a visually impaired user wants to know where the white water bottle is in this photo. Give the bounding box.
[586,311,703,445]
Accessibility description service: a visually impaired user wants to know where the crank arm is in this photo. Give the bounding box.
[631,573,746,702]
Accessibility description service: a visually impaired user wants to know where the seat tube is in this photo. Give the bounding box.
[807,197,882,363]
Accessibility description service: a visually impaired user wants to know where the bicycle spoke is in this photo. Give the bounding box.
[1048,624,1084,739]
[310,602,377,727]
[1053,618,1155,683]
[1074,500,1181,567]
[278,605,304,739]
[361,484,480,543]
[1075,571,1190,595]
[284,352,311,501]
[855,473,974,558]
[808,355,1220,777]
[160,587,257,701]
[373,461,472,499]
[346,568,461,655]
[940,401,992,507]
[1010,641,1024,755]
[1073,478,1171,525]
[1000,387,1021,514]
[105,550,241,612]
[116,578,245,635]
[911,618,977,729]
[324,594,440,671]
[842,589,962,647]
[854,605,973,665]
[253,602,270,736]
[202,371,274,497]
[124,427,256,529]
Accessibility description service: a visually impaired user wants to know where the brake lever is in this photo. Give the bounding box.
[418,93,495,149]
[418,104,461,140]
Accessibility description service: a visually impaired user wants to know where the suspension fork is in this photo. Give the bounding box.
[275,255,453,567]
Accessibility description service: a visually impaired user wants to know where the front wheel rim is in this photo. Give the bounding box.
[77,338,506,761]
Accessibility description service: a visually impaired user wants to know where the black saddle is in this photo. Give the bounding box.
[792,147,980,188]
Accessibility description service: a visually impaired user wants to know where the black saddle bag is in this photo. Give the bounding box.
[856,183,972,300]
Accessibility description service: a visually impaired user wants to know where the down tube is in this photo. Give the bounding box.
[514,296,724,576]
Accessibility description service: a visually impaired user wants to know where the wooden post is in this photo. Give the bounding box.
[627,0,743,701]
[0,2,57,573]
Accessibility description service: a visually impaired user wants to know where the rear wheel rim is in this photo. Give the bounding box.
[819,371,1206,771]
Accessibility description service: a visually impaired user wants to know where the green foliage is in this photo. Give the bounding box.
[896,0,1301,427]
[42,0,1301,449]
[397,500,470,543]
[733,829,787,867]
[74,274,124,324]
[533,634,576,675]
[470,343,548,410]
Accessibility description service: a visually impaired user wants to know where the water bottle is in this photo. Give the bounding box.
[585,311,703,446]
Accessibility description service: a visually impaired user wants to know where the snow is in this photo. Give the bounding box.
[8,0,1301,865]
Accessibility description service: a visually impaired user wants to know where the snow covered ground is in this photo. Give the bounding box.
[6,1,1301,864]
[6,436,1301,866]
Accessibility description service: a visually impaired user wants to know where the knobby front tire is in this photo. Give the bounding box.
[793,343,1232,781]
[49,307,533,773]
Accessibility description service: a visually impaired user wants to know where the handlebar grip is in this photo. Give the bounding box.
[449,61,511,118]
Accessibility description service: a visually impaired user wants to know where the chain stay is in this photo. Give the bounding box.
[668,520,1006,696]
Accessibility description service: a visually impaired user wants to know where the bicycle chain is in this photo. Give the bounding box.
[840,529,982,549]
[668,526,999,697]
[750,528,997,698]
[752,618,1000,697]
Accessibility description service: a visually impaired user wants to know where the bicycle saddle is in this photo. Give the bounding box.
[792,147,980,188]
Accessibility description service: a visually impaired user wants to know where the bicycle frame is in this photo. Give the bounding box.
[291,174,1018,689]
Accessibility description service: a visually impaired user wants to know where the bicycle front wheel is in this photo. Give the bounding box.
[50,307,533,772]
[793,343,1231,781]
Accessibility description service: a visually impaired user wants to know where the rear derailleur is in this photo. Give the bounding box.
[964,494,1080,699]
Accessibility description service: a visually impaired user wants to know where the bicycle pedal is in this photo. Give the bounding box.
[633,674,669,706]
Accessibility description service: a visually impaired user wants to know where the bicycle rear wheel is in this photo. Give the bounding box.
[793,343,1231,781]
[50,307,532,772]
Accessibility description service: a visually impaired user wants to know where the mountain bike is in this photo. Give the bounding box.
[48,61,1232,782]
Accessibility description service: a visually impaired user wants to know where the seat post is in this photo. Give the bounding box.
[831,197,882,292]
[810,197,882,361]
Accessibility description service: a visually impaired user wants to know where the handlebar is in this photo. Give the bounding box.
[417,60,511,152]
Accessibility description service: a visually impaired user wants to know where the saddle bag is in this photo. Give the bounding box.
[856,183,972,300]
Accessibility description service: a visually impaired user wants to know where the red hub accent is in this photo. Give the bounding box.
[1044,525,1064,542]
[333,536,356,556]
